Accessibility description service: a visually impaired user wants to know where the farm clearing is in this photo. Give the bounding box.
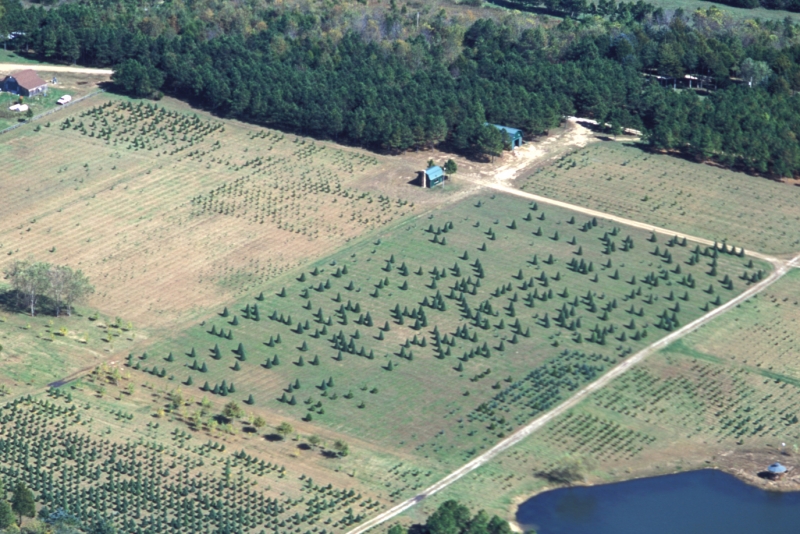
[0,95,418,332]
[1,93,799,534]
[521,141,800,255]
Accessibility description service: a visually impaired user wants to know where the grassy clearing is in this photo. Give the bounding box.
[641,0,800,21]
[521,141,800,255]
[0,97,414,328]
[0,49,46,64]
[0,287,139,391]
[120,189,762,478]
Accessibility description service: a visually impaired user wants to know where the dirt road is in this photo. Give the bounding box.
[0,63,113,75]
[461,179,778,264]
[347,252,799,534]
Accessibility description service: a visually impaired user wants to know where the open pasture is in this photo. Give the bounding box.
[120,190,763,471]
[521,142,800,255]
[0,97,413,329]
[635,0,800,22]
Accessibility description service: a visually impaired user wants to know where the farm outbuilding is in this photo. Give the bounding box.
[489,123,524,149]
[1,69,47,97]
[767,463,787,480]
[421,166,445,188]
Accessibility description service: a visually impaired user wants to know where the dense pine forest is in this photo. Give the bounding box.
[1,0,800,175]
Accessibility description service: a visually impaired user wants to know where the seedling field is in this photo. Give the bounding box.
[2,91,795,532]
[121,190,764,471]
[0,97,412,329]
[671,268,800,380]
[0,393,376,534]
[521,142,800,254]
[400,270,800,521]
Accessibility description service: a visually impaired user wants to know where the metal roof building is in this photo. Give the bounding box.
[488,124,524,149]
[422,166,445,188]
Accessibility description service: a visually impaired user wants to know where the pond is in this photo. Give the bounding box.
[516,469,800,534]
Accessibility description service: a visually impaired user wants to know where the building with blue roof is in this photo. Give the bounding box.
[488,124,524,149]
[422,165,445,188]
[767,462,788,479]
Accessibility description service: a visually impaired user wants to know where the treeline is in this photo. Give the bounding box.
[642,83,800,176]
[387,500,513,534]
[2,0,800,174]
[504,0,800,16]
[2,259,94,317]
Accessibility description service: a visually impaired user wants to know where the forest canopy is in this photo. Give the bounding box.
[1,0,800,174]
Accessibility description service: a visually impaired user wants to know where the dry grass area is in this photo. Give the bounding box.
[0,95,418,331]
[521,142,800,255]
[0,299,140,391]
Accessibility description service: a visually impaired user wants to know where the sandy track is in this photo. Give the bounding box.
[347,252,799,534]
[0,63,113,75]
[462,179,779,264]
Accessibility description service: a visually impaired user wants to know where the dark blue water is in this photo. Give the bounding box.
[516,469,800,534]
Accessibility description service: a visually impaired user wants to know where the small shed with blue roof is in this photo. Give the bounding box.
[422,165,445,188]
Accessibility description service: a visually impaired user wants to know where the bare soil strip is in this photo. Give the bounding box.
[0,63,113,75]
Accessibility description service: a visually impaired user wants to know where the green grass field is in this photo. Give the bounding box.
[670,269,800,379]
[396,269,800,524]
[0,286,138,390]
[522,141,800,255]
[122,188,764,473]
[0,49,48,64]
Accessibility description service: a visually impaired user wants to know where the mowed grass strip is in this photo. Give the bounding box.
[521,141,800,255]
[128,191,764,468]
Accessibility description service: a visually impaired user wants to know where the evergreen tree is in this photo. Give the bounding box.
[0,500,13,529]
[11,482,35,526]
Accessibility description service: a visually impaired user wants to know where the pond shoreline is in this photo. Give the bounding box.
[513,467,800,534]
[508,459,800,530]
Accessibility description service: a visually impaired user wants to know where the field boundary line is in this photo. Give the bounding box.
[0,89,104,136]
[348,253,799,534]
[0,63,113,75]
[461,179,779,264]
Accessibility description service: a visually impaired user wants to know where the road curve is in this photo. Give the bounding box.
[348,250,800,534]
[0,63,113,75]
[462,179,779,264]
